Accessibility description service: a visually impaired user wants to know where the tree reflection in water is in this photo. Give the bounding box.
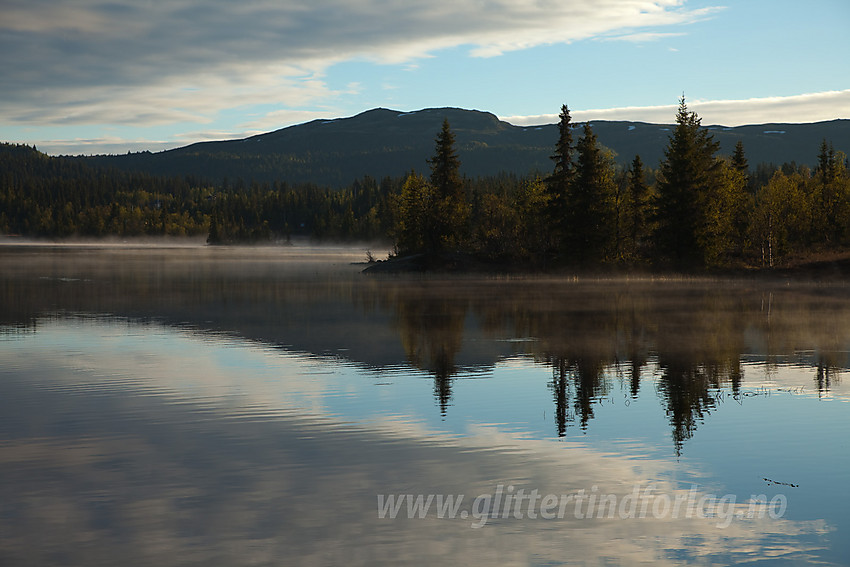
[2,246,849,455]
[383,278,850,453]
[393,287,467,415]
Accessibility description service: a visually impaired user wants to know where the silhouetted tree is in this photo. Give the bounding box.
[653,96,722,267]
[627,154,651,258]
[731,140,749,174]
[427,119,468,250]
[429,118,463,202]
[566,123,617,264]
[817,139,837,187]
[545,105,575,253]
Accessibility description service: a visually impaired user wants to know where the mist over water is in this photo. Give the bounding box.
[1,244,849,566]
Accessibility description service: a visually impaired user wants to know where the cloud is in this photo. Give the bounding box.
[0,318,832,565]
[500,90,850,127]
[603,31,686,42]
[0,62,335,127]
[1,0,719,127]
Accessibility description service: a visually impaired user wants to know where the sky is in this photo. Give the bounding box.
[2,0,849,156]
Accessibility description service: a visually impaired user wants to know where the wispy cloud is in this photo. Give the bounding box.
[603,31,686,42]
[1,0,720,128]
[500,90,850,127]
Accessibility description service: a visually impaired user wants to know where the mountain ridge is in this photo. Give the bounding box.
[76,107,850,187]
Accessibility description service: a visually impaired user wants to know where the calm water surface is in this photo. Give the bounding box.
[1,244,849,566]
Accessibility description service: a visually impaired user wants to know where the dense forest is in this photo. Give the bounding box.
[1,97,849,269]
[391,99,850,269]
[0,142,401,242]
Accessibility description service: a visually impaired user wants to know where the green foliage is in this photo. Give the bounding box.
[464,175,550,263]
[811,141,850,245]
[650,102,754,268]
[511,176,551,259]
[626,155,653,259]
[428,119,469,251]
[748,170,811,265]
[0,143,397,244]
[428,119,463,202]
[472,191,517,259]
[747,152,850,266]
[384,99,850,270]
[5,100,850,272]
[0,143,210,238]
[394,172,436,254]
[653,97,724,267]
[565,123,617,264]
[694,160,750,266]
[731,140,749,174]
[393,119,470,255]
[544,105,575,251]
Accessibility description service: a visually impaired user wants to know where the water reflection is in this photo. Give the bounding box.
[381,279,850,452]
[392,285,467,415]
[0,318,834,565]
[2,246,850,454]
[2,245,850,564]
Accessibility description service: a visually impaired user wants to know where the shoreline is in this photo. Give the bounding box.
[362,249,850,282]
[3,237,850,282]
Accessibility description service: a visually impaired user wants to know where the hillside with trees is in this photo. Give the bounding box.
[386,97,850,270]
[76,107,850,188]
[0,143,398,242]
[2,97,850,271]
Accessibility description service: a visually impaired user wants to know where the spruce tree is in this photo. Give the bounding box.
[730,140,752,197]
[816,139,836,187]
[814,139,842,243]
[731,140,749,174]
[428,118,463,201]
[207,210,222,244]
[544,105,575,252]
[426,118,467,250]
[567,122,617,264]
[653,96,721,267]
[627,154,649,256]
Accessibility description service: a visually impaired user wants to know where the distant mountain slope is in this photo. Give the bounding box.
[81,107,850,187]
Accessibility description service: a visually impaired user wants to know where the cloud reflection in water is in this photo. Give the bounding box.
[0,319,832,566]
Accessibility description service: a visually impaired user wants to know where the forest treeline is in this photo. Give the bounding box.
[0,142,400,241]
[394,98,850,269]
[1,97,849,268]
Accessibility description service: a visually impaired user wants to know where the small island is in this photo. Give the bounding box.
[368,98,850,276]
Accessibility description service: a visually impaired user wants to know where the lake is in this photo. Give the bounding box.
[1,243,848,566]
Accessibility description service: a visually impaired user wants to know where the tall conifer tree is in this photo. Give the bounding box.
[545,105,575,252]
[731,140,749,174]
[627,154,650,255]
[426,118,467,250]
[428,118,463,201]
[653,96,721,266]
[567,122,617,264]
